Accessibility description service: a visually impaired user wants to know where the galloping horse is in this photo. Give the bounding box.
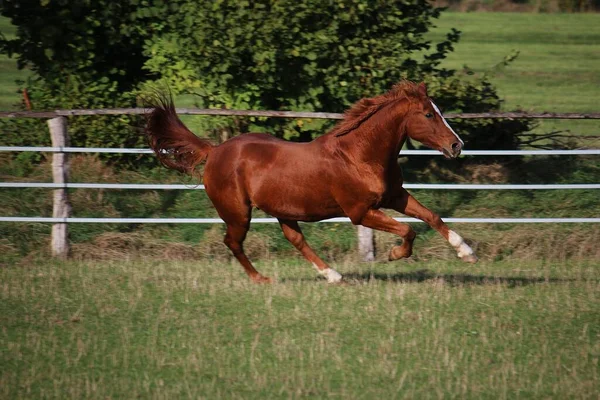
[145,81,478,283]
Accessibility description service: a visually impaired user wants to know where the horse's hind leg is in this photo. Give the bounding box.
[223,222,271,283]
[213,199,271,284]
[278,219,342,283]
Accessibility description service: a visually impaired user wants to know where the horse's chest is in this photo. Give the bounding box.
[362,165,403,206]
[362,167,388,195]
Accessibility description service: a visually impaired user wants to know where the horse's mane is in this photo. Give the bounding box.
[329,81,426,137]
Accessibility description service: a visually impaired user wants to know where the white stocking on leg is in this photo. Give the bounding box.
[448,230,478,263]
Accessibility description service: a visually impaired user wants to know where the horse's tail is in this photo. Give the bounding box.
[144,94,213,176]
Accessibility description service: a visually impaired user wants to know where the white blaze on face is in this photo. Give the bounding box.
[431,102,464,146]
[448,230,474,258]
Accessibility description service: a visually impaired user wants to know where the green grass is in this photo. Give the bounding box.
[427,12,600,138]
[428,13,600,112]
[1,13,599,397]
[1,258,598,398]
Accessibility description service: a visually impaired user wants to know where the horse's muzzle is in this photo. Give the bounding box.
[442,142,462,159]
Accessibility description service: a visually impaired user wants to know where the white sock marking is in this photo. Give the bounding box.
[314,264,342,283]
[448,230,474,258]
[431,102,464,146]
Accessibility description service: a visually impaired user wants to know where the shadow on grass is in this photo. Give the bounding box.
[341,269,576,287]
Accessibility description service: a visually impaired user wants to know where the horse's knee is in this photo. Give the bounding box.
[349,214,365,225]
[389,245,412,260]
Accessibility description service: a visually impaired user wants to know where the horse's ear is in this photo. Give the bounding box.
[417,82,428,97]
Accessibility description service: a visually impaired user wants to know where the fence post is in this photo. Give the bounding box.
[357,226,375,261]
[48,117,71,258]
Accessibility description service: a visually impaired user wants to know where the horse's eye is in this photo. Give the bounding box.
[425,113,433,119]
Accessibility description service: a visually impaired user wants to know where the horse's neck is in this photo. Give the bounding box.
[335,106,407,167]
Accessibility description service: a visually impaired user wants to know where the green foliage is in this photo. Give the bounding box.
[1,0,533,153]
[0,0,165,166]
[0,0,158,90]
[145,0,456,103]
[142,0,531,146]
[557,0,599,10]
[141,0,459,140]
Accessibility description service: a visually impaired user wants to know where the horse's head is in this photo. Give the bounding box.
[404,83,464,159]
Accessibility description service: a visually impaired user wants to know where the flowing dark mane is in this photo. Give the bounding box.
[329,81,426,137]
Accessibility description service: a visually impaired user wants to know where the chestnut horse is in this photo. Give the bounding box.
[145,81,477,283]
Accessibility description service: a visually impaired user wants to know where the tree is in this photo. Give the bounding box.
[0,0,159,93]
[0,0,531,156]
[0,0,165,166]
[142,0,530,146]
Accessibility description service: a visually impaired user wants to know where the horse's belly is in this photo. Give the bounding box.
[252,188,343,222]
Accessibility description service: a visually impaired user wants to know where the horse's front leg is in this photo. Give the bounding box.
[386,187,478,263]
[357,209,417,260]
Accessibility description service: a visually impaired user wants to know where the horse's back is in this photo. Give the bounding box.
[207,132,310,170]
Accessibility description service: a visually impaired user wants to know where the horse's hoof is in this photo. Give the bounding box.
[389,245,412,261]
[251,275,272,284]
[320,268,343,283]
[461,254,478,264]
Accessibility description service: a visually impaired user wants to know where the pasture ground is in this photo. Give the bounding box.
[1,12,599,398]
[426,12,600,140]
[428,13,600,113]
[1,258,599,398]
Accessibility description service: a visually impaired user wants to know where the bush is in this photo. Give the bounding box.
[0,0,161,167]
[141,0,532,148]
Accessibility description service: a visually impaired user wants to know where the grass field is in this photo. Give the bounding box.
[427,12,600,139]
[428,13,600,113]
[1,11,599,398]
[1,258,599,398]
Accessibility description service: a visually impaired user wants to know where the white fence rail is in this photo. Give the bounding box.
[2,146,600,156]
[1,182,599,190]
[1,110,599,259]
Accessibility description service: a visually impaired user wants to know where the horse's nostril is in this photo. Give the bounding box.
[451,142,462,152]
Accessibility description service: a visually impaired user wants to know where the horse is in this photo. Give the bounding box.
[145,81,478,283]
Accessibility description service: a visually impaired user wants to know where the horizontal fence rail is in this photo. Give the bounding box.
[1,108,598,258]
[2,182,599,190]
[2,146,600,156]
[2,217,599,224]
[1,108,600,120]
